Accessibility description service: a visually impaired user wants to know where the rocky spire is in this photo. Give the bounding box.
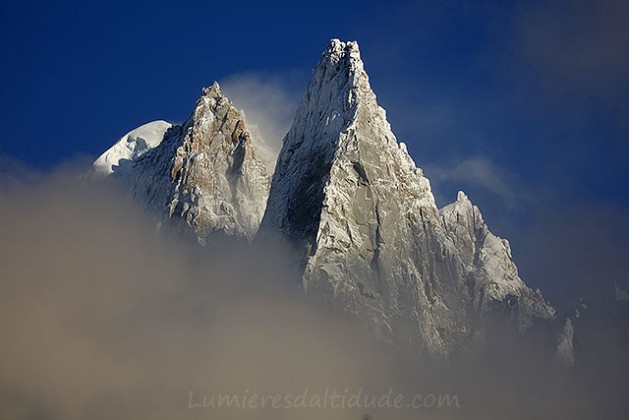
[95,82,271,242]
[260,39,554,358]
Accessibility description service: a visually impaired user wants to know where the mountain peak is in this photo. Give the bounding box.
[315,38,368,97]
[260,39,555,358]
[201,81,222,98]
[456,190,470,203]
[93,83,271,242]
[261,38,409,245]
[324,38,361,61]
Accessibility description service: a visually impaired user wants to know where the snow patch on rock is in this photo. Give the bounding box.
[92,120,172,177]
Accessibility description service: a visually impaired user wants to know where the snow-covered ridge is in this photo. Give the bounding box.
[92,120,172,176]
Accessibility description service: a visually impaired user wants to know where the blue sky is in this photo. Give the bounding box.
[1,0,628,308]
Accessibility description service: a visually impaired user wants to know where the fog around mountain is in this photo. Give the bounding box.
[0,161,627,419]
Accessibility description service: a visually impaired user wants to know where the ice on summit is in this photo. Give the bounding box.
[92,120,172,177]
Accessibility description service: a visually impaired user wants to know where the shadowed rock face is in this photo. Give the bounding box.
[260,39,555,359]
[95,83,271,243]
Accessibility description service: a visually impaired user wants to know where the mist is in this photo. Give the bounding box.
[220,74,300,170]
[0,166,627,419]
[424,157,517,208]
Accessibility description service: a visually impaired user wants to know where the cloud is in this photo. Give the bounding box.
[0,172,401,420]
[0,166,627,419]
[0,154,41,185]
[220,74,300,170]
[424,157,516,207]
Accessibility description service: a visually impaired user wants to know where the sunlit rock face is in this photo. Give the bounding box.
[93,83,271,243]
[260,39,555,359]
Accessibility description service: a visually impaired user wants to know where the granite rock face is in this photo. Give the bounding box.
[440,191,556,332]
[93,83,271,242]
[260,39,555,358]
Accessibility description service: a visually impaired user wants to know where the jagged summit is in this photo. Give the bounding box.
[326,38,360,55]
[456,190,470,203]
[440,191,555,329]
[198,81,233,106]
[202,80,222,96]
[93,83,271,242]
[320,38,360,72]
[262,38,435,245]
